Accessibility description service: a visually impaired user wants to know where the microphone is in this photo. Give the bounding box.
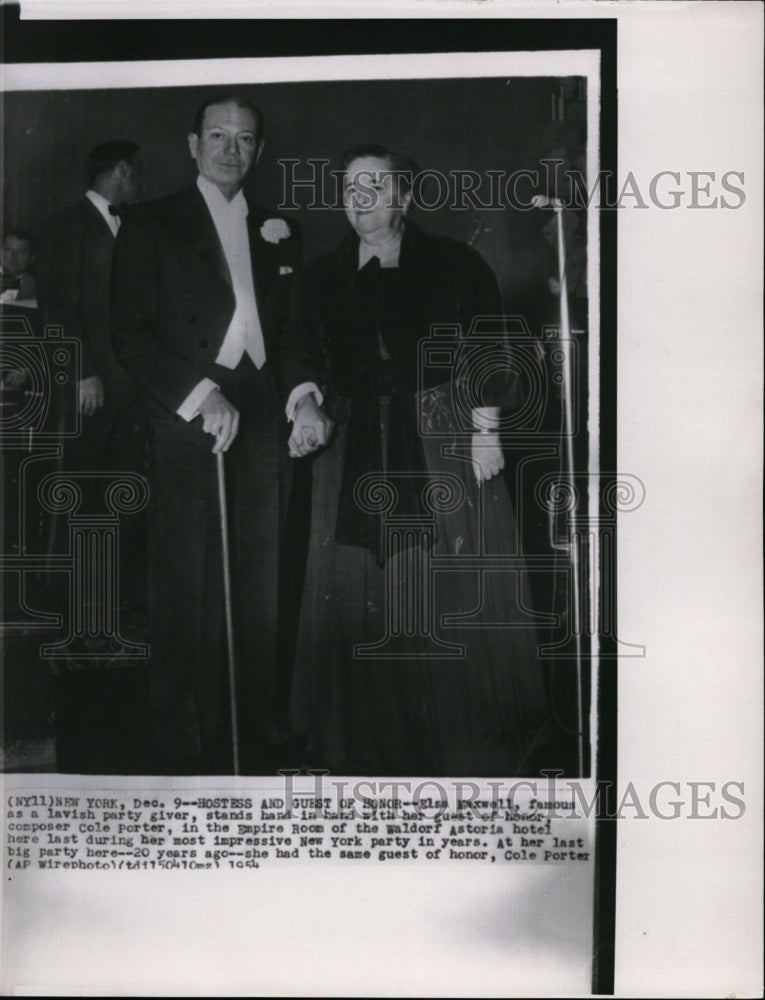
[530,194,564,210]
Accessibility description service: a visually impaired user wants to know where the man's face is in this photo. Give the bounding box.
[1,236,33,278]
[111,156,145,208]
[188,101,263,199]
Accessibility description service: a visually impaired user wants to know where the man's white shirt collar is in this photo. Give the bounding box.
[178,173,323,424]
[196,175,248,218]
[86,189,119,236]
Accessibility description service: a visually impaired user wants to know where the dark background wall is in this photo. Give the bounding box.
[2,76,585,330]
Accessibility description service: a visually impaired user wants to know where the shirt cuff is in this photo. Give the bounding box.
[472,406,501,432]
[177,378,219,422]
[286,382,323,422]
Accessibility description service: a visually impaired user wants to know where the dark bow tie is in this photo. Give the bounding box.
[108,204,121,216]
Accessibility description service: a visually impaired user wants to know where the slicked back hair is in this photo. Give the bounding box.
[191,95,264,141]
[86,141,140,187]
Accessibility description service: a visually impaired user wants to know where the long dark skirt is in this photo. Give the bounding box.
[291,385,549,776]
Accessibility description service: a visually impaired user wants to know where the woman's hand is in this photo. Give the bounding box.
[288,393,334,458]
[77,375,105,417]
[471,432,505,487]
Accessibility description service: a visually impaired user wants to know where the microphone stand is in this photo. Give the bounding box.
[533,195,585,776]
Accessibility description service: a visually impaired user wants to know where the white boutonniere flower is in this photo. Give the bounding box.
[260,218,290,244]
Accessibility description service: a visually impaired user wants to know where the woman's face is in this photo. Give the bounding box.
[343,156,411,244]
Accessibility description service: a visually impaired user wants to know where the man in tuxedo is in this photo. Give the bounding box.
[36,141,144,437]
[35,141,149,772]
[111,95,331,773]
[36,140,147,567]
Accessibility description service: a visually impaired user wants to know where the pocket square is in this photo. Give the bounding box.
[279,265,293,276]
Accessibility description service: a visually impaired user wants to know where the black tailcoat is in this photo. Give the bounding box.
[111,185,313,767]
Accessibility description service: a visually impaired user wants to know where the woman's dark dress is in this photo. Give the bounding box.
[290,224,549,776]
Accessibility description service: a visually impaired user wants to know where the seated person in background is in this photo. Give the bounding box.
[1,229,38,388]
[0,230,37,303]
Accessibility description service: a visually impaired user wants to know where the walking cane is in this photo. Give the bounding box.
[532,195,585,777]
[216,450,240,775]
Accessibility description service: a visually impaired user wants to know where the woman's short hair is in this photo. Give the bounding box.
[340,144,421,196]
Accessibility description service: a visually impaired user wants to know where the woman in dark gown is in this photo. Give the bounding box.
[290,145,549,776]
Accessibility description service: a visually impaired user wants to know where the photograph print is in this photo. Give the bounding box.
[2,49,608,782]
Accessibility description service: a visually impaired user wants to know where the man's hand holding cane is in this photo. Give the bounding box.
[198,387,240,452]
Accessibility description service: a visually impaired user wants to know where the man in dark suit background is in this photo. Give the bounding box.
[111,95,331,774]
[36,141,144,438]
[36,141,147,584]
[35,141,149,772]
